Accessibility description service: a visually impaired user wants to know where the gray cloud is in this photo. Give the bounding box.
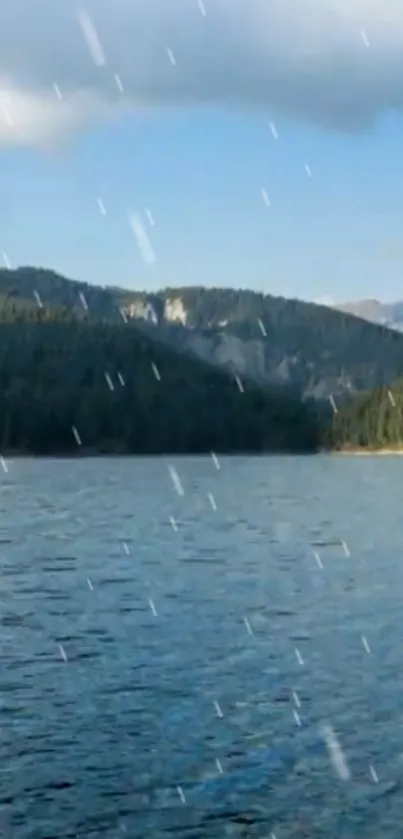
[0,0,402,145]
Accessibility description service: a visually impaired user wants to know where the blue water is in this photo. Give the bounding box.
[1,454,403,838]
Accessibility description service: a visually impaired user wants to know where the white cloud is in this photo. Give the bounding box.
[1,0,403,146]
[0,82,112,147]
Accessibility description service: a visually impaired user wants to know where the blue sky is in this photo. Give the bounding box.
[3,107,403,303]
[1,0,403,302]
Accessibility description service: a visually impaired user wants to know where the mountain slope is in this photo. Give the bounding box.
[0,319,320,455]
[327,380,403,451]
[0,267,120,321]
[135,286,403,401]
[4,267,403,402]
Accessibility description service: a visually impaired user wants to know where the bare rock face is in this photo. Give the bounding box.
[123,296,326,395]
[121,289,396,401]
[214,335,266,377]
[125,295,189,327]
[164,297,188,325]
[126,300,158,324]
[184,332,215,363]
[183,331,298,388]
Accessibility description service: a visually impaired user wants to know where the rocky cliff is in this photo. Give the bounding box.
[0,268,403,403]
[119,289,403,402]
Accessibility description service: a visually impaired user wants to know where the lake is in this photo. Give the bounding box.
[1,454,403,838]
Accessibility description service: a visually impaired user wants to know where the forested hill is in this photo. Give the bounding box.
[0,320,321,455]
[0,267,118,322]
[3,268,403,401]
[327,381,403,451]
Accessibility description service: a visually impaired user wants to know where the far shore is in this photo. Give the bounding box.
[333,448,403,456]
[0,447,320,459]
[3,446,403,459]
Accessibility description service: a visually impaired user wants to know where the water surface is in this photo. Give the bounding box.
[1,454,403,838]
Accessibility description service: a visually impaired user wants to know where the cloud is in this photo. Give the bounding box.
[1,0,403,146]
[0,83,112,147]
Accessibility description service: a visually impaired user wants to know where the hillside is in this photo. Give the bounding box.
[326,380,403,452]
[129,286,403,401]
[0,267,120,322]
[0,319,320,455]
[3,267,403,402]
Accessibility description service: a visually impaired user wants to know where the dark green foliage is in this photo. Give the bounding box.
[4,266,397,454]
[0,293,86,324]
[0,320,320,455]
[326,382,403,450]
[2,269,403,398]
[0,267,120,321]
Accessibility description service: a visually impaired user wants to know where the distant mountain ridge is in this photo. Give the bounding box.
[2,267,403,404]
[332,299,403,332]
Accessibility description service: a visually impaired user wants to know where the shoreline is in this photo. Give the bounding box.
[3,447,402,459]
[333,448,403,456]
[0,448,320,460]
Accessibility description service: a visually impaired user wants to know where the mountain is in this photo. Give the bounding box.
[326,379,403,451]
[0,319,320,455]
[3,267,403,404]
[0,267,120,322]
[332,299,403,333]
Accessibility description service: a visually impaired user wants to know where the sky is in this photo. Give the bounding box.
[2,0,403,302]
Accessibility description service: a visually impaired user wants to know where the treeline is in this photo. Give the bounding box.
[0,267,120,322]
[0,320,321,455]
[326,381,403,450]
[0,293,87,324]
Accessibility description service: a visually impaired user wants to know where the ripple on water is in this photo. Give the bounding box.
[0,455,403,838]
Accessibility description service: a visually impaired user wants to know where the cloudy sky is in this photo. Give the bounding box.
[1,0,403,300]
